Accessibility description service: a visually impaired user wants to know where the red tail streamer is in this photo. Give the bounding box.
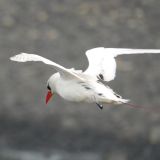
[123,102,160,113]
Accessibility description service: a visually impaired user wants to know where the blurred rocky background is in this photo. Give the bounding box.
[0,0,160,159]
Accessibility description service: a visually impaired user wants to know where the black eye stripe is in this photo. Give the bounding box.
[47,85,51,90]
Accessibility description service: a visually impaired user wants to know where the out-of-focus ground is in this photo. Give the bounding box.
[0,0,160,159]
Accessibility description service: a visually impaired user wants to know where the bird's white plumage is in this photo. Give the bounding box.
[10,53,84,81]
[85,47,160,81]
[84,48,117,81]
[10,47,160,106]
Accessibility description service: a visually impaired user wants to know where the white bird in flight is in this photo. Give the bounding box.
[10,47,160,110]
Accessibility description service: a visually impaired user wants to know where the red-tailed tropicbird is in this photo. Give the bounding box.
[10,47,160,110]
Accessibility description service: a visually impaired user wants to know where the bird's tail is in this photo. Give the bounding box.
[114,98,130,104]
[123,102,146,110]
[114,98,153,111]
[115,98,149,110]
[121,102,160,113]
[103,98,159,113]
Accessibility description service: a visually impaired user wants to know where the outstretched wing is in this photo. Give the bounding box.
[84,47,160,82]
[10,53,84,81]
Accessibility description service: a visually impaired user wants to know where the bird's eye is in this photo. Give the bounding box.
[47,85,51,90]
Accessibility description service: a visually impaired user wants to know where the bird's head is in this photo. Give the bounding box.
[46,73,59,104]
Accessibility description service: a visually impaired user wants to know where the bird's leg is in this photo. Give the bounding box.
[96,103,103,110]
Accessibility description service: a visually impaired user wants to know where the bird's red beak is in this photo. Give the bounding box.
[46,91,53,104]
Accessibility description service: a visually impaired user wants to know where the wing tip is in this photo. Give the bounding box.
[10,53,27,62]
[10,55,17,61]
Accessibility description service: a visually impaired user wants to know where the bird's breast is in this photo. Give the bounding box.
[55,80,93,102]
